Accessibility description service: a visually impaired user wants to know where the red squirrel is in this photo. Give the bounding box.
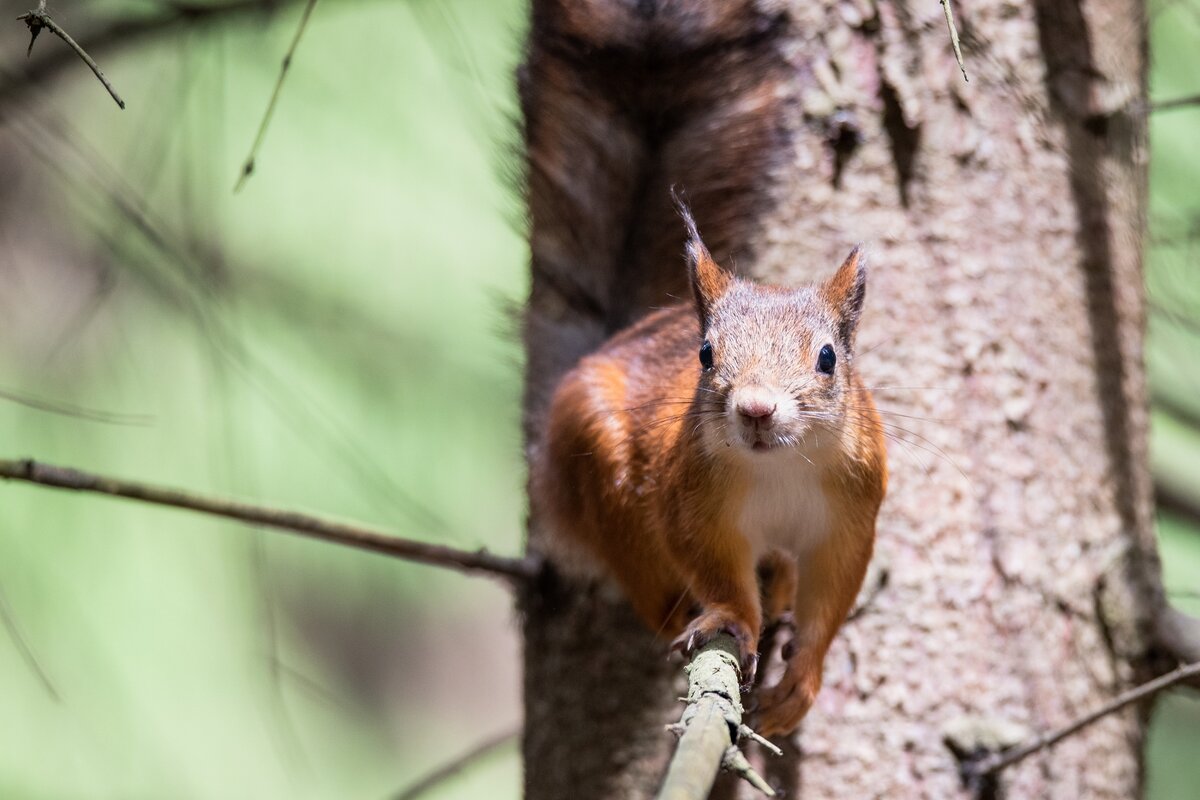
[531,200,887,736]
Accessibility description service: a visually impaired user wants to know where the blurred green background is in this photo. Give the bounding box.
[0,0,1196,797]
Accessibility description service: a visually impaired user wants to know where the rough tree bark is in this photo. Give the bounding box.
[520,1,1166,798]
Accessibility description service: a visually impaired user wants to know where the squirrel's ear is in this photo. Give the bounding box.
[825,246,868,345]
[674,193,731,324]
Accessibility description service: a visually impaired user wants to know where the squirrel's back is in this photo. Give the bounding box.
[532,303,699,629]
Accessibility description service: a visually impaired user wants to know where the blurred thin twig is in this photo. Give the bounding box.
[235,0,320,190]
[0,584,59,702]
[0,386,151,426]
[1149,93,1200,113]
[1157,481,1200,531]
[1156,391,1200,431]
[0,1,305,110]
[17,0,125,108]
[392,728,519,800]
[1152,300,1200,338]
[0,458,540,582]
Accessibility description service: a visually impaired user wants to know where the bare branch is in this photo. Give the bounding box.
[1141,472,1200,682]
[1155,605,1200,666]
[0,583,59,702]
[967,661,1200,777]
[1149,93,1200,113]
[0,458,539,582]
[939,0,969,82]
[658,635,775,799]
[0,1,306,110]
[0,385,151,426]
[234,0,321,191]
[738,724,782,757]
[1156,479,1200,531]
[1155,391,1200,432]
[393,728,519,800]
[722,747,774,796]
[16,2,124,108]
[1150,300,1200,339]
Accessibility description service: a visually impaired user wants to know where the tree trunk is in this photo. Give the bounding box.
[520,1,1164,797]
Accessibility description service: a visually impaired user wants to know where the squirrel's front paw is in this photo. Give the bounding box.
[670,608,759,685]
[753,666,818,736]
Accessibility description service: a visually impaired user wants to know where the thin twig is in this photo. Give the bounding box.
[722,747,774,795]
[0,583,60,702]
[1,2,307,111]
[0,386,151,426]
[968,661,1200,777]
[393,728,519,800]
[1148,93,1200,113]
[939,0,969,83]
[738,724,783,757]
[657,634,775,799]
[1155,605,1200,666]
[17,2,125,108]
[1155,391,1200,432]
[1156,480,1200,532]
[0,458,539,582]
[234,0,320,191]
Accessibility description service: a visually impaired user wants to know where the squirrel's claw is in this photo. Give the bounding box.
[670,610,759,686]
[741,651,760,691]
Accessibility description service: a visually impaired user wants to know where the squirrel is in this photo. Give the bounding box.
[530,199,888,736]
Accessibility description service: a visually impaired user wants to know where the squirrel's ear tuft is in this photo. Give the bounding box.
[825,246,868,345]
[673,190,731,325]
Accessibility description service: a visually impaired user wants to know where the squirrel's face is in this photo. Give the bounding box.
[678,205,868,459]
[694,281,856,457]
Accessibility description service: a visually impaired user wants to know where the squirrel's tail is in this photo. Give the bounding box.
[521,0,795,430]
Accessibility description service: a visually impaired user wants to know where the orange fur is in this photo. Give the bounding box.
[531,211,887,735]
[758,548,799,624]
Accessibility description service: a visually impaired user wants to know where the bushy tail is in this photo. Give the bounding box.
[521,0,795,434]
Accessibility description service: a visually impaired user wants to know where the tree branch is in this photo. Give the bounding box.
[1149,93,1200,113]
[0,458,539,582]
[939,0,969,82]
[1150,299,1200,339]
[1156,479,1200,531]
[17,1,125,108]
[393,728,518,800]
[658,634,775,799]
[1155,605,1200,665]
[1143,476,1200,684]
[1155,391,1200,434]
[234,0,320,190]
[966,661,1200,778]
[1,1,306,109]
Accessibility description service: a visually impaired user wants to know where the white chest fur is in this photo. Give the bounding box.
[736,453,831,557]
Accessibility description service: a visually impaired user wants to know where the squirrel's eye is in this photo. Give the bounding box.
[699,340,714,371]
[817,344,836,374]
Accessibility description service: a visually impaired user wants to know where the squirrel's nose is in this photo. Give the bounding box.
[735,389,777,423]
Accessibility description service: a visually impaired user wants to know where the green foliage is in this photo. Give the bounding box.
[0,0,527,796]
[1146,2,1200,795]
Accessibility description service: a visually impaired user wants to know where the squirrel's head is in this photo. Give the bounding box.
[677,200,867,458]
